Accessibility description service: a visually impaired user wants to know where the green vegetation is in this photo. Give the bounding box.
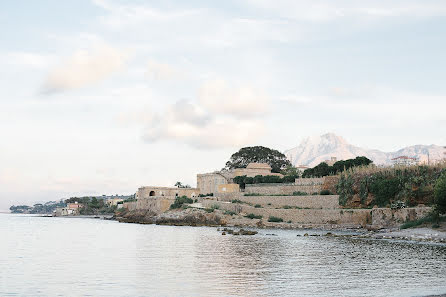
[254,204,262,208]
[170,196,194,209]
[268,216,283,222]
[282,205,292,209]
[400,213,446,229]
[337,164,446,207]
[434,172,446,214]
[245,213,262,219]
[244,193,262,196]
[174,181,191,188]
[303,156,372,178]
[287,220,292,223]
[232,199,242,204]
[320,190,332,195]
[234,174,299,189]
[293,191,308,196]
[198,193,213,197]
[225,146,291,173]
[210,204,220,210]
[224,210,236,216]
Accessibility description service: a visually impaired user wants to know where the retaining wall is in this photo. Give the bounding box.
[244,183,322,195]
[124,196,175,214]
[218,195,339,209]
[371,207,432,227]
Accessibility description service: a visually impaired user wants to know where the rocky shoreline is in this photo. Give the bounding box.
[115,208,446,243]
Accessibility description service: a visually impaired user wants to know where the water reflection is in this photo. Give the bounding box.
[1,214,445,297]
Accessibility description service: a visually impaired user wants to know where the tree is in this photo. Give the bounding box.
[225,146,291,173]
[434,173,446,214]
[174,181,183,188]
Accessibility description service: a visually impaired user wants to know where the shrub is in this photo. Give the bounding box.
[282,205,292,209]
[244,193,262,196]
[434,173,446,214]
[287,220,292,223]
[400,213,446,229]
[254,204,262,208]
[170,196,193,209]
[245,213,262,219]
[210,204,220,210]
[268,216,283,222]
[204,208,214,213]
[224,210,236,216]
[293,191,308,196]
[232,199,242,204]
[320,190,331,195]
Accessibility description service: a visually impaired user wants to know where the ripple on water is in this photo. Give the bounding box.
[0,214,445,297]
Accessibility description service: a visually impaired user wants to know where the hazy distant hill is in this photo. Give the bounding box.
[284,133,445,167]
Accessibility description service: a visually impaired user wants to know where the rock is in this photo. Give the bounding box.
[239,229,258,235]
[222,232,226,235]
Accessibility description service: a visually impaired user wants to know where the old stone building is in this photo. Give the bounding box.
[136,186,199,200]
[196,163,283,195]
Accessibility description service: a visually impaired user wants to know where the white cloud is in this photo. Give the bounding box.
[146,59,183,80]
[42,43,128,93]
[198,79,269,117]
[3,52,51,69]
[245,0,446,22]
[138,99,264,148]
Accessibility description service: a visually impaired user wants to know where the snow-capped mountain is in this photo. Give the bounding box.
[284,133,445,167]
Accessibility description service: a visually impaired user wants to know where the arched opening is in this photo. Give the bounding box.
[149,191,155,196]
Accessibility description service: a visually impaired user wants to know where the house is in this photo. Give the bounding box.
[391,156,419,166]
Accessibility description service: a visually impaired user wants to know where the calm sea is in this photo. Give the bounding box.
[1,213,445,297]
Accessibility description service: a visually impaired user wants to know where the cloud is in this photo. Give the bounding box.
[146,59,183,80]
[139,99,264,148]
[42,43,128,93]
[245,0,446,22]
[3,52,51,69]
[198,79,269,117]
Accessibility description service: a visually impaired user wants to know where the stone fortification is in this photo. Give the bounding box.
[219,195,340,209]
[371,207,431,227]
[124,197,174,214]
[244,183,323,195]
[201,200,431,227]
[202,200,370,226]
[196,172,228,195]
[196,162,283,195]
[294,177,325,185]
[136,186,199,199]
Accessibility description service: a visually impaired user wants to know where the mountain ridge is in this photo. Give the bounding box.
[284,133,445,167]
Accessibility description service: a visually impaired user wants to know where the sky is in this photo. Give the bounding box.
[1,0,445,211]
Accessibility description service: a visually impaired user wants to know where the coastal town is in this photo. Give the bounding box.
[11,145,446,243]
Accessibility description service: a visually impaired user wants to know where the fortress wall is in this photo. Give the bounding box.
[217,195,339,209]
[371,207,432,227]
[137,187,199,199]
[202,200,431,227]
[124,197,175,214]
[244,183,322,195]
[294,177,326,185]
[202,200,370,225]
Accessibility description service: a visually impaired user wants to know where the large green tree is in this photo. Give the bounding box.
[225,146,291,173]
[434,173,446,214]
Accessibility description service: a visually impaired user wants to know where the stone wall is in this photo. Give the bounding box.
[202,200,370,226]
[136,187,199,199]
[124,197,175,214]
[197,173,228,195]
[244,183,322,195]
[371,207,432,227]
[217,183,240,193]
[218,195,340,209]
[294,177,325,185]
